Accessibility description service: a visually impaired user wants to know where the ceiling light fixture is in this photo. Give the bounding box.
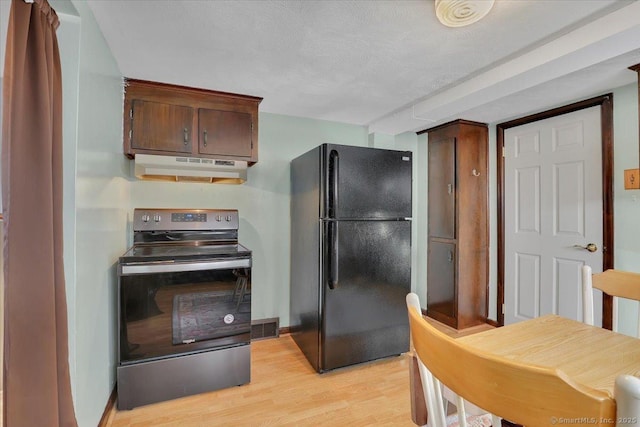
[435,0,495,28]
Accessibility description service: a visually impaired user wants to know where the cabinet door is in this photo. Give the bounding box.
[130,100,193,154]
[198,108,252,157]
[427,240,456,322]
[428,137,456,239]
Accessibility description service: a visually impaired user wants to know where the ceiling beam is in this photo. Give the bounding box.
[368,1,640,135]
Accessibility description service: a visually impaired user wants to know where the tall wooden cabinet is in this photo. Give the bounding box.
[420,120,489,329]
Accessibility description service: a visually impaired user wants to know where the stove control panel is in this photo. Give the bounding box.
[172,212,207,223]
[133,209,239,231]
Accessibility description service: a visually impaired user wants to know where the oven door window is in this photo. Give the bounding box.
[119,263,251,365]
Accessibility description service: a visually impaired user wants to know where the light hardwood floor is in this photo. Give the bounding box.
[109,335,416,426]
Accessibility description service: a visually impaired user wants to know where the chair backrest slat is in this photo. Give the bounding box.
[407,294,616,426]
[582,266,640,336]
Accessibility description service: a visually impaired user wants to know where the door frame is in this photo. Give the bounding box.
[496,94,614,328]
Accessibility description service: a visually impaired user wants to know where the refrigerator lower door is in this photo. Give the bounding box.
[321,220,411,371]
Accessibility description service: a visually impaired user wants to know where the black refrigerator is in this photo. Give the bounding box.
[290,143,412,373]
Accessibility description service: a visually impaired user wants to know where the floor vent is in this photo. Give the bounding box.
[251,318,280,341]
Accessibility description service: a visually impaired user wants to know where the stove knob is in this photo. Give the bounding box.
[141,214,150,223]
[216,215,222,222]
[226,215,232,222]
[153,214,161,223]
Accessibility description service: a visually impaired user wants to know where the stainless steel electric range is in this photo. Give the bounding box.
[117,208,251,410]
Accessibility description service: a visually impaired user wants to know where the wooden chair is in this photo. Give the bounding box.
[406,293,494,427]
[407,292,618,426]
[582,266,640,336]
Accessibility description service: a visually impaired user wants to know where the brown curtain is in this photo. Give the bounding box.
[2,0,77,425]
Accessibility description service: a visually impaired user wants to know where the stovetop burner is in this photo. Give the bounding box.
[120,208,251,264]
[120,242,251,263]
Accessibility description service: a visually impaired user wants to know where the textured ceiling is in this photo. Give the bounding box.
[79,1,640,134]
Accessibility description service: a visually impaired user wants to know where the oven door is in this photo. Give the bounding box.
[118,257,251,365]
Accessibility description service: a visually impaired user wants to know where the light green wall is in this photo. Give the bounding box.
[60,1,129,425]
[613,83,640,270]
[414,132,429,305]
[55,8,81,411]
[612,83,640,336]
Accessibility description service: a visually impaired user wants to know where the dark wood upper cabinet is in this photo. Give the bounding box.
[131,100,193,154]
[419,119,489,330]
[198,108,253,158]
[124,79,262,164]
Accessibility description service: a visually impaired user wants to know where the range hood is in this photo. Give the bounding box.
[134,154,247,184]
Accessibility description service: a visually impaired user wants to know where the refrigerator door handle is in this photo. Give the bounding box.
[329,149,339,218]
[328,221,339,289]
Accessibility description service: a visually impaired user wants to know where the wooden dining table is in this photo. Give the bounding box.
[458,314,640,397]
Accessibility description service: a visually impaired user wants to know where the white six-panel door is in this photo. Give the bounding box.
[504,106,603,325]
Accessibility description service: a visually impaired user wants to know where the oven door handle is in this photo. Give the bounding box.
[120,258,251,275]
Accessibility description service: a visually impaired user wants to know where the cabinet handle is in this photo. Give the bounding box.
[203,129,208,147]
[448,251,453,263]
[183,128,189,145]
[447,184,453,195]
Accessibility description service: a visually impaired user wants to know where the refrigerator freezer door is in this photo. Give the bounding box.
[321,220,411,371]
[323,144,412,219]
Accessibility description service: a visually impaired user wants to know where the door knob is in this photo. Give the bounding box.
[573,243,598,253]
